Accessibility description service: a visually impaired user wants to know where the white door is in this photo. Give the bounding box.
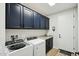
[57,9,74,52]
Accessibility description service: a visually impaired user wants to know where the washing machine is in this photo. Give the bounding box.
[28,38,46,56]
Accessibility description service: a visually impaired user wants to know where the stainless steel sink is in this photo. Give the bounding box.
[7,42,28,50]
[5,39,24,46]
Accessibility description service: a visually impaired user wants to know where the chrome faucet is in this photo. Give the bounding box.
[11,35,18,42]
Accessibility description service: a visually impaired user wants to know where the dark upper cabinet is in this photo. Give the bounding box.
[45,17,49,29]
[40,15,46,29]
[6,3,21,28]
[23,7,34,28]
[34,12,40,29]
[6,3,10,28]
[6,3,49,29]
[34,12,49,29]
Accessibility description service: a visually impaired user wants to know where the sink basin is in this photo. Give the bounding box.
[8,43,26,50]
[5,39,24,46]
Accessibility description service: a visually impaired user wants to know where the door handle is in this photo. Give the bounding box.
[59,34,61,38]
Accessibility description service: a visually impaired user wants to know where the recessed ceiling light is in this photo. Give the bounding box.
[48,3,55,6]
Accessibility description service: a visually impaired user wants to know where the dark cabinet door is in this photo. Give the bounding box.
[45,18,49,29]
[6,3,49,29]
[6,3,10,28]
[23,7,34,28]
[34,12,40,29]
[40,15,46,29]
[46,39,51,53]
[46,37,53,53]
[6,3,21,28]
[49,37,53,49]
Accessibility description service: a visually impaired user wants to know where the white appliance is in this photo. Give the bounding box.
[8,43,33,56]
[28,39,46,56]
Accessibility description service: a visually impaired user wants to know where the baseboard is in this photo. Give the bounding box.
[59,49,74,56]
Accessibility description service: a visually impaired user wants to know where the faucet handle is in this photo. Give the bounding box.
[11,35,14,39]
[11,35,15,41]
[16,35,18,38]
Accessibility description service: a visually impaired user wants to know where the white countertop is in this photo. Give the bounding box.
[38,35,53,40]
[28,38,45,45]
[5,35,53,55]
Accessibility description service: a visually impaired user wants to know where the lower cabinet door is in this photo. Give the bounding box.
[46,39,50,53]
[46,37,53,53]
[49,38,53,49]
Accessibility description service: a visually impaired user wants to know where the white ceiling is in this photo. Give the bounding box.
[22,3,77,16]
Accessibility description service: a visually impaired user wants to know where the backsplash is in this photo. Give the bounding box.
[6,29,48,41]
